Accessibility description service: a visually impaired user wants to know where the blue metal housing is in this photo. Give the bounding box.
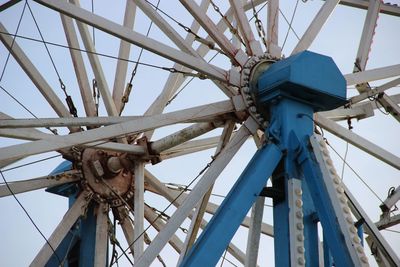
[254,50,346,112]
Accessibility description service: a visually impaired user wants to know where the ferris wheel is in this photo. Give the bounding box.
[0,0,399,266]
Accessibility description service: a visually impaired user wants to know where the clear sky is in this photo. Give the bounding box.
[0,0,399,266]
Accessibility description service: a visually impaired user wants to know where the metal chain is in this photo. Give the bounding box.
[27,1,78,118]
[209,0,245,46]
[250,0,268,49]
[92,79,100,116]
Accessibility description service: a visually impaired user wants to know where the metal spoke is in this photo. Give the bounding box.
[134,122,251,267]
[0,23,78,132]
[315,114,400,170]
[230,0,263,56]
[344,64,400,86]
[60,13,97,117]
[0,100,238,164]
[30,193,88,266]
[291,0,340,55]
[94,203,109,267]
[34,0,232,85]
[0,170,79,197]
[112,0,137,112]
[180,0,248,66]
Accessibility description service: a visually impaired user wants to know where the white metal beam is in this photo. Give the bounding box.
[69,0,119,117]
[151,121,223,154]
[144,204,184,253]
[245,196,265,267]
[178,120,235,264]
[94,203,108,267]
[345,184,400,266]
[0,171,79,197]
[230,0,263,56]
[314,114,400,170]
[134,161,145,259]
[34,0,231,84]
[344,64,400,86]
[339,0,400,17]
[144,170,252,265]
[380,185,400,212]
[354,0,380,71]
[112,0,136,112]
[30,193,87,266]
[0,23,78,132]
[116,206,135,257]
[267,0,281,57]
[0,100,236,164]
[291,0,340,55]
[134,123,251,267]
[348,77,400,106]
[179,0,248,66]
[60,13,97,117]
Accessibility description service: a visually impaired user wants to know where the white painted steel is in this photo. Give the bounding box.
[291,0,340,55]
[0,171,79,197]
[230,0,263,56]
[315,114,400,170]
[345,184,400,266]
[134,124,250,267]
[354,0,380,72]
[69,0,119,117]
[134,161,145,259]
[30,193,87,266]
[179,0,248,66]
[112,0,136,112]
[0,23,77,132]
[344,64,400,86]
[245,196,265,267]
[60,14,97,117]
[0,100,236,163]
[267,0,281,57]
[94,204,108,267]
[34,0,231,84]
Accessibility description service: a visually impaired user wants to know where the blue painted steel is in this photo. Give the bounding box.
[45,161,107,266]
[180,143,282,267]
[183,50,349,266]
[357,224,364,247]
[255,50,346,112]
[300,143,356,267]
[323,231,334,267]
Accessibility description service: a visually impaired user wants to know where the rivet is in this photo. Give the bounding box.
[297,234,304,241]
[350,226,357,234]
[353,235,361,244]
[357,246,364,253]
[329,168,337,175]
[295,188,303,196]
[295,199,303,208]
[336,187,344,194]
[346,216,353,224]
[297,246,305,253]
[333,177,341,185]
[296,211,304,219]
[319,140,326,147]
[297,223,304,230]
[361,256,368,263]
[250,106,257,112]
[322,149,329,157]
[326,158,333,166]
[298,257,305,265]
[343,206,350,214]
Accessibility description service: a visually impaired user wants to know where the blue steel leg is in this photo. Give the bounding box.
[299,136,364,266]
[323,231,333,267]
[180,142,282,267]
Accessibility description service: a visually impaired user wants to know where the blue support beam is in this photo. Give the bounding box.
[180,143,282,267]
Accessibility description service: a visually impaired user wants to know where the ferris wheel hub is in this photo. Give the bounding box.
[80,148,135,207]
